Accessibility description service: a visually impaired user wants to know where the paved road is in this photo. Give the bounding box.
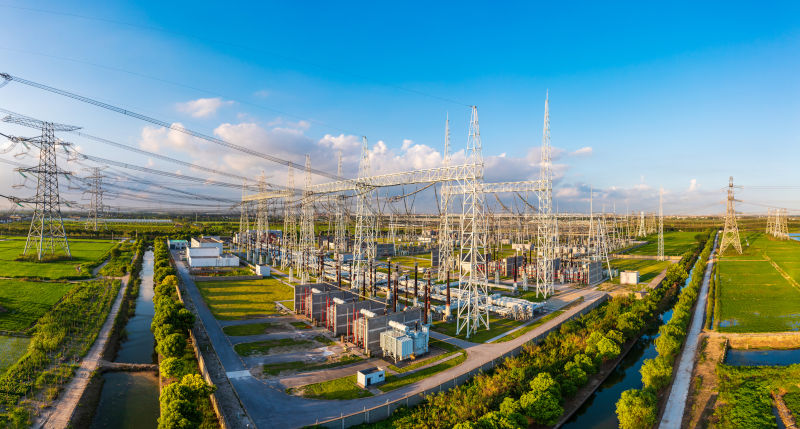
[34,276,129,429]
[175,253,608,428]
[659,231,719,429]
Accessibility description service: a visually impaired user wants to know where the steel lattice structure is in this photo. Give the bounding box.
[299,155,316,283]
[84,167,106,231]
[720,176,742,254]
[437,115,454,282]
[353,137,377,295]
[455,106,489,338]
[282,167,297,270]
[658,188,664,261]
[238,182,251,254]
[535,94,556,298]
[255,172,270,264]
[333,151,348,256]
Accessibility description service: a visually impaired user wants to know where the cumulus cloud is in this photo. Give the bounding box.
[570,146,593,157]
[688,179,699,192]
[176,97,233,118]
[139,123,193,152]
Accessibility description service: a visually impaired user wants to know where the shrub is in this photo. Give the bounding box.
[160,357,193,379]
[640,356,673,391]
[615,388,658,429]
[519,373,562,425]
[157,333,187,359]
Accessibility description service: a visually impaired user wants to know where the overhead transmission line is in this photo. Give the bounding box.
[0,73,343,180]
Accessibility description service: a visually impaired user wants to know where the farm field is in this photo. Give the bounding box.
[716,232,800,332]
[195,276,294,320]
[0,279,73,332]
[627,231,701,256]
[713,363,800,428]
[609,259,671,284]
[0,237,116,279]
[0,335,30,374]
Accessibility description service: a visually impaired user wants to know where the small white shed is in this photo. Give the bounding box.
[620,270,640,285]
[255,265,271,277]
[356,367,385,388]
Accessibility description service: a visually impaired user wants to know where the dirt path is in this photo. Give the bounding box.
[681,333,727,429]
[763,252,800,292]
[32,275,129,429]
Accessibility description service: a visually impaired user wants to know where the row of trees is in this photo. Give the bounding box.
[150,238,217,429]
[616,231,715,429]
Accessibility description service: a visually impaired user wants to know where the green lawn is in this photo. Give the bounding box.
[609,259,672,284]
[627,231,702,256]
[0,237,116,279]
[234,337,316,356]
[0,335,30,374]
[0,279,74,332]
[431,316,528,343]
[378,352,467,392]
[713,364,800,428]
[222,322,280,336]
[289,374,373,400]
[717,233,800,332]
[262,354,363,376]
[195,276,295,320]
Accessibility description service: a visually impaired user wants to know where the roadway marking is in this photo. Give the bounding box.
[226,370,253,379]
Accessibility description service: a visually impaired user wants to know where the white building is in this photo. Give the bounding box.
[356,368,385,388]
[191,237,223,253]
[620,270,640,285]
[187,237,238,268]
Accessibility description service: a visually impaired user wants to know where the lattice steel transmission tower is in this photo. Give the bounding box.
[456,106,489,338]
[637,211,646,237]
[84,167,106,231]
[255,172,270,262]
[5,117,79,260]
[238,182,251,255]
[777,208,789,239]
[766,208,775,235]
[282,167,297,270]
[437,114,454,282]
[353,137,377,294]
[658,188,664,261]
[299,155,316,283]
[720,176,742,254]
[536,94,556,298]
[333,151,348,257]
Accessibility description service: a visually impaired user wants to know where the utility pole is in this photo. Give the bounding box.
[720,176,743,254]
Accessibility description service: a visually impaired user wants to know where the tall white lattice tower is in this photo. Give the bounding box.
[238,182,251,254]
[536,94,556,298]
[658,188,664,261]
[777,208,789,239]
[282,167,296,270]
[720,176,742,254]
[766,208,775,235]
[299,155,316,282]
[437,114,454,282]
[637,211,646,237]
[353,137,377,294]
[456,106,489,338]
[333,151,347,257]
[18,121,76,259]
[84,167,105,231]
[256,172,270,252]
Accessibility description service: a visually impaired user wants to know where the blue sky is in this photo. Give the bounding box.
[0,1,798,214]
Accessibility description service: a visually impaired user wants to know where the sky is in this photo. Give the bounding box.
[0,1,798,215]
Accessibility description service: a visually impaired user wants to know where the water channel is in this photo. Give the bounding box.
[561,264,697,428]
[725,348,800,366]
[90,250,159,429]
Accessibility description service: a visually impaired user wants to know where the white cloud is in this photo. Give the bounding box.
[176,97,233,118]
[688,179,699,192]
[254,90,270,98]
[570,146,593,157]
[139,123,193,152]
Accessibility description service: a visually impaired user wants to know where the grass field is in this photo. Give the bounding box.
[713,363,800,428]
[0,335,30,374]
[195,276,294,320]
[0,279,73,332]
[222,322,280,336]
[609,259,672,284]
[234,338,313,356]
[431,316,528,343]
[717,232,800,332]
[289,374,373,400]
[262,354,362,376]
[0,237,115,279]
[627,231,701,256]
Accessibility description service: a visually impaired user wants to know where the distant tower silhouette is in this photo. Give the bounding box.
[84,167,106,232]
[720,176,742,254]
[637,211,646,237]
[658,188,664,261]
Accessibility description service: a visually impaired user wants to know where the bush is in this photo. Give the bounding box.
[559,361,588,397]
[519,373,562,425]
[157,333,187,359]
[640,356,673,391]
[160,357,193,379]
[615,388,658,429]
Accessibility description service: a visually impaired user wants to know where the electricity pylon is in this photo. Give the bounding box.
[333,151,347,257]
[456,106,489,338]
[637,211,646,237]
[6,117,79,260]
[84,167,106,231]
[777,208,789,239]
[255,171,270,263]
[299,155,316,282]
[536,94,556,298]
[766,208,775,235]
[658,188,664,261]
[353,137,377,295]
[238,182,251,254]
[282,167,296,270]
[720,176,742,254]
[437,114,454,282]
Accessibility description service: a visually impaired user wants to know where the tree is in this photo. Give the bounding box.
[617,312,644,338]
[615,388,657,429]
[654,332,682,360]
[160,357,192,379]
[606,329,625,345]
[519,373,562,425]
[158,398,197,429]
[559,361,588,397]
[664,264,688,288]
[573,353,596,374]
[157,333,187,358]
[595,337,621,361]
[640,356,673,391]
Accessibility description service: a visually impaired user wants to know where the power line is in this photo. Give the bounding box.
[0,73,343,180]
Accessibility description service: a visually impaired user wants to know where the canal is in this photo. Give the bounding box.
[561,263,697,428]
[90,250,159,429]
